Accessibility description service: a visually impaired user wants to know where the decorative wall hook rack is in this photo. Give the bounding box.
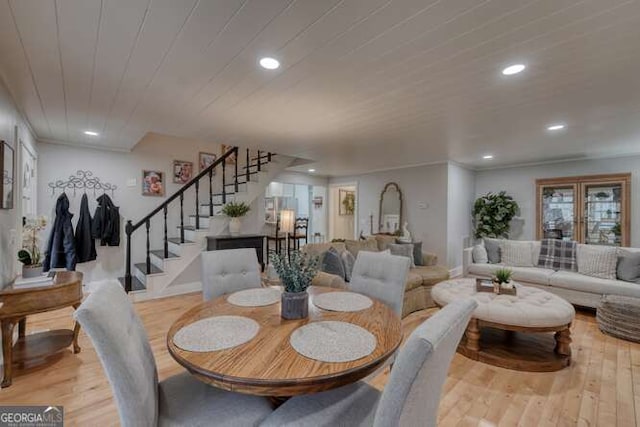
[48,170,117,197]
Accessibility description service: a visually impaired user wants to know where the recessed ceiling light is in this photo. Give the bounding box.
[483,155,494,160]
[259,57,280,70]
[84,130,99,136]
[547,123,566,131]
[501,64,526,75]
[308,168,316,173]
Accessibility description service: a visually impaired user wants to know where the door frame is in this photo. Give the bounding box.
[328,181,358,241]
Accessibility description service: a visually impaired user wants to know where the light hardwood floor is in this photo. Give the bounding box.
[1,292,638,426]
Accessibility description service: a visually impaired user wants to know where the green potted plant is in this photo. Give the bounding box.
[269,251,319,320]
[19,216,47,278]
[221,201,250,234]
[492,268,514,293]
[472,191,519,239]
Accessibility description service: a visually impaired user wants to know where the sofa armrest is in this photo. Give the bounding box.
[421,252,438,267]
[463,247,473,276]
[312,271,347,289]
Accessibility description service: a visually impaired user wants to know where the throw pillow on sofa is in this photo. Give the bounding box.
[501,240,534,267]
[483,238,502,264]
[472,244,488,263]
[577,244,618,280]
[395,239,424,266]
[617,250,640,283]
[538,239,577,271]
[321,247,346,279]
[341,250,356,282]
[389,243,416,268]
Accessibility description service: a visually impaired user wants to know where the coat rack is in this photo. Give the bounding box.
[48,170,117,197]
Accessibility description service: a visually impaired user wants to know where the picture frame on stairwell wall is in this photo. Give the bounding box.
[220,144,236,165]
[199,152,217,173]
[142,170,165,197]
[173,160,194,184]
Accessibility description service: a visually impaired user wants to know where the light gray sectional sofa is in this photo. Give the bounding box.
[463,239,640,309]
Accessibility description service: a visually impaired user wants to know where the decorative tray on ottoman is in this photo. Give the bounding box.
[475,278,517,296]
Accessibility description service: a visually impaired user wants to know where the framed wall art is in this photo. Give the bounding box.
[173,160,193,184]
[142,170,165,197]
[199,152,217,172]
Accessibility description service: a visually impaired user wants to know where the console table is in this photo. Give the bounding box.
[206,234,266,271]
[0,271,83,388]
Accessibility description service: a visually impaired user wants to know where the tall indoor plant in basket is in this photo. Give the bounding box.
[269,251,319,320]
[221,201,250,234]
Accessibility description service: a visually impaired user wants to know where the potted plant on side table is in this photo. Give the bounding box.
[18,216,47,278]
[269,251,319,320]
[221,201,250,234]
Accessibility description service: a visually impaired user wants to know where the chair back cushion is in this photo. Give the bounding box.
[349,251,411,316]
[374,299,477,427]
[74,281,158,427]
[201,248,262,301]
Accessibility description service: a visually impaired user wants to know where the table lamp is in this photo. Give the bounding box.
[280,209,295,259]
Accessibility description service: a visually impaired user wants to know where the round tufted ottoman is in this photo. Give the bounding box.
[432,278,575,372]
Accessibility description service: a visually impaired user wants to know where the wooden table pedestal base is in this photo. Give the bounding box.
[458,319,572,372]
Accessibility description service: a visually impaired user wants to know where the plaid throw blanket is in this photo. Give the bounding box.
[538,239,577,271]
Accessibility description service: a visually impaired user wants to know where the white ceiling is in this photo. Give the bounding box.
[1,0,640,176]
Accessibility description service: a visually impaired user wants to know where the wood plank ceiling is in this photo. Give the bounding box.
[0,0,639,175]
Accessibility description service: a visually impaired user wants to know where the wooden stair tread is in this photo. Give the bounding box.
[134,263,163,275]
[149,250,179,259]
[178,225,208,231]
[118,276,146,292]
[168,237,194,244]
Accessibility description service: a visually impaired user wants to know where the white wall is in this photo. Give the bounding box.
[447,163,475,271]
[475,156,640,247]
[330,164,449,266]
[37,134,226,285]
[0,79,38,286]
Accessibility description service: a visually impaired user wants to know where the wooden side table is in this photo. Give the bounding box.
[0,271,83,388]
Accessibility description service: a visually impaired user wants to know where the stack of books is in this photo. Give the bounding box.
[12,274,54,289]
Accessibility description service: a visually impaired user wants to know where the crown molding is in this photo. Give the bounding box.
[473,151,640,172]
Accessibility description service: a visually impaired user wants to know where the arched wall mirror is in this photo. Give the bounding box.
[379,182,402,234]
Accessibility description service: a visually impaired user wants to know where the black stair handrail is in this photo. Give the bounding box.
[123,146,274,292]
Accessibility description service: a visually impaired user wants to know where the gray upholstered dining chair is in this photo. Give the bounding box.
[348,251,411,316]
[201,248,262,301]
[260,298,478,427]
[74,281,273,427]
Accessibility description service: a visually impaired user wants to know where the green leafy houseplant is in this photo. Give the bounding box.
[221,201,250,218]
[493,268,513,285]
[472,191,519,239]
[269,251,319,294]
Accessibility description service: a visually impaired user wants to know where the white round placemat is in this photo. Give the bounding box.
[290,321,377,363]
[313,292,373,312]
[228,288,281,307]
[173,315,259,352]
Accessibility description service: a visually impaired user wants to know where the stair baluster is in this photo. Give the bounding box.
[222,159,227,204]
[257,150,262,172]
[125,220,133,292]
[163,206,168,258]
[145,219,151,274]
[195,180,200,229]
[209,169,213,217]
[180,193,185,243]
[246,148,250,183]
[234,147,239,193]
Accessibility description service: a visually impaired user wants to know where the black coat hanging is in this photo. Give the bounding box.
[92,194,120,246]
[43,193,77,272]
[75,193,97,263]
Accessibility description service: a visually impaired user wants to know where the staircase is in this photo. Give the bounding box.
[120,147,292,301]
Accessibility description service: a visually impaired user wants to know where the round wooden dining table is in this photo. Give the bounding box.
[166,286,402,397]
